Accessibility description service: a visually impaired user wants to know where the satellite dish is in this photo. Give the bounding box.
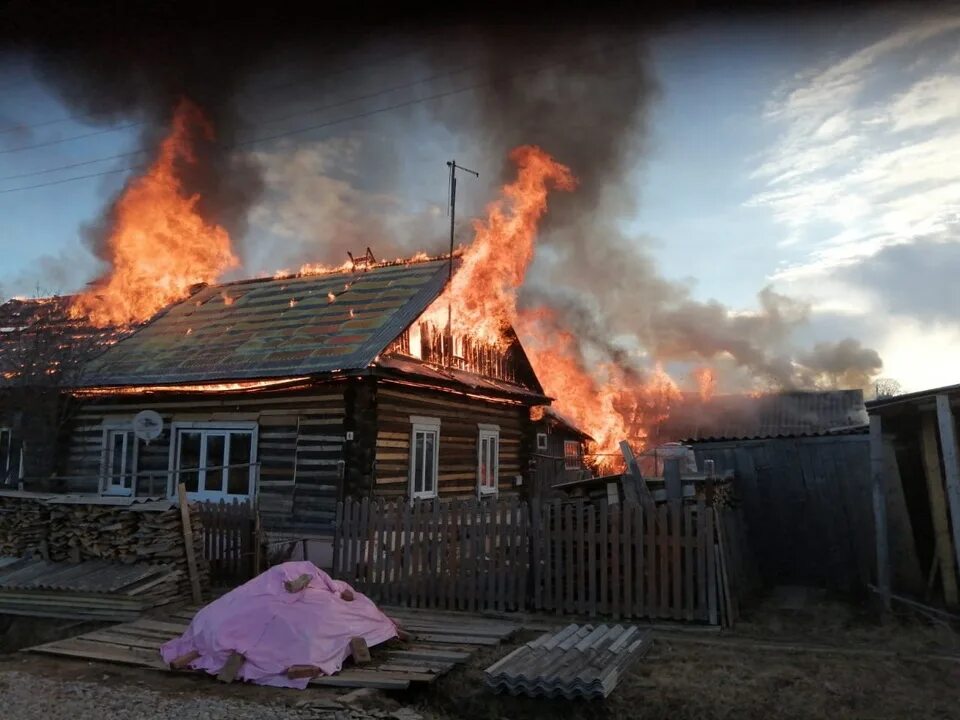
[133,410,163,442]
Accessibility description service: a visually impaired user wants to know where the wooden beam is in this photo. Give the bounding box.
[936,394,960,590]
[919,412,958,606]
[176,483,203,605]
[870,415,891,613]
[217,651,245,683]
[619,441,653,509]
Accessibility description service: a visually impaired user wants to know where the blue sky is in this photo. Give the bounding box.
[2,11,959,392]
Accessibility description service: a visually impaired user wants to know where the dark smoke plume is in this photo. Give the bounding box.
[1,2,884,391]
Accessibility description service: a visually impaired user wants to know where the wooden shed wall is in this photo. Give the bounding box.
[691,434,874,594]
[59,384,347,534]
[370,383,529,499]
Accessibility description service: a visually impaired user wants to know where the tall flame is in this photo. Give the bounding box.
[422,145,685,471]
[422,146,576,345]
[70,99,238,327]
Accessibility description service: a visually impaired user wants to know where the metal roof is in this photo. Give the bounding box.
[77,259,454,387]
[865,381,960,412]
[0,296,124,388]
[684,423,869,444]
[662,390,867,443]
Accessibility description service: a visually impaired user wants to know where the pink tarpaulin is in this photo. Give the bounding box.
[159,561,398,688]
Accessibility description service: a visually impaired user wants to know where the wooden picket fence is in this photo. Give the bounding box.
[196,500,256,585]
[334,496,747,624]
[334,496,529,612]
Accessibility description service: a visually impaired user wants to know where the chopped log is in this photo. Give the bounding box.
[284,573,313,593]
[350,637,371,664]
[170,650,201,669]
[217,651,245,683]
[286,664,322,679]
[340,587,354,601]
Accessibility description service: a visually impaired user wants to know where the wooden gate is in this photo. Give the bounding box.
[196,500,256,585]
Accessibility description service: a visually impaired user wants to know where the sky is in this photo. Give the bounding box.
[1,8,959,392]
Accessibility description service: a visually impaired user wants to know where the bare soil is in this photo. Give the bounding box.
[2,595,959,720]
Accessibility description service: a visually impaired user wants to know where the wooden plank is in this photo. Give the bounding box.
[599,499,608,615]
[706,507,718,626]
[684,505,695,621]
[646,502,657,617]
[696,502,707,621]
[611,504,621,620]
[622,499,632,618]
[936,395,960,601]
[532,499,542,611]
[177,484,203,605]
[671,502,682,621]
[28,638,167,669]
[635,504,644,618]
[870,415,891,612]
[542,501,552,612]
[564,502,574,615]
[658,504,669,618]
[309,672,411,690]
[392,499,403,606]
[359,497,370,595]
[414,633,500,646]
[497,500,507,613]
[587,502,597,617]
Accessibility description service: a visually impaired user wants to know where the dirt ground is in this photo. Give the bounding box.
[2,594,959,720]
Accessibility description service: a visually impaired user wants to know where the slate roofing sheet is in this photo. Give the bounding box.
[78,259,454,387]
[0,557,176,593]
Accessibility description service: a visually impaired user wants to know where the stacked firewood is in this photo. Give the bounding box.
[0,496,209,597]
[0,496,50,556]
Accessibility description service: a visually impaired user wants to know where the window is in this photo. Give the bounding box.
[536,432,548,451]
[477,424,499,496]
[0,428,11,485]
[564,440,581,470]
[409,416,440,500]
[102,427,139,495]
[170,422,257,501]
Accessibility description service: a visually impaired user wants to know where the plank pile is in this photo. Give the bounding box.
[27,605,521,691]
[0,495,209,600]
[0,557,183,620]
[484,623,653,700]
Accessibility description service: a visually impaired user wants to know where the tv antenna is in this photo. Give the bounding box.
[446,160,478,335]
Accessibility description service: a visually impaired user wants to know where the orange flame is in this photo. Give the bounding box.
[693,367,716,403]
[69,99,238,327]
[422,146,576,345]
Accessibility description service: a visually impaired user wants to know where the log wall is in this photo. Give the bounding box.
[58,384,348,534]
[372,382,530,499]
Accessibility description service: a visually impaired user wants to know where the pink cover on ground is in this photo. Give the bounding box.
[159,561,398,688]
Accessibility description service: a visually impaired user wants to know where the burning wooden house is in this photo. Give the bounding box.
[49,257,557,546]
[0,297,122,488]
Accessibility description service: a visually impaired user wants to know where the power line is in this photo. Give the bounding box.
[0,59,472,180]
[0,120,142,154]
[0,41,635,196]
[0,45,428,139]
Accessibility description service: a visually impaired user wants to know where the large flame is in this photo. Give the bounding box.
[70,99,238,327]
[422,146,576,345]
[420,145,687,471]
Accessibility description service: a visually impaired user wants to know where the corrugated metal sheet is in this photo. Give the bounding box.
[0,557,176,593]
[484,623,652,700]
[663,390,867,443]
[77,259,454,386]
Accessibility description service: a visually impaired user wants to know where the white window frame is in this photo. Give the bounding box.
[0,427,12,485]
[168,421,258,503]
[100,422,139,496]
[408,416,440,500]
[536,432,548,451]
[564,440,581,471]
[477,423,500,497]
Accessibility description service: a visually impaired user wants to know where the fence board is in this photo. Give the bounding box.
[195,501,253,586]
[333,496,739,625]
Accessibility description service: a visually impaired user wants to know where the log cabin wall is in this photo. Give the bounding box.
[58,383,348,534]
[372,381,531,499]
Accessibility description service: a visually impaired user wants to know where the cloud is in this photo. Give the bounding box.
[750,11,960,281]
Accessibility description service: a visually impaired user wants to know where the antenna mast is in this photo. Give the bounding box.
[445,159,478,339]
